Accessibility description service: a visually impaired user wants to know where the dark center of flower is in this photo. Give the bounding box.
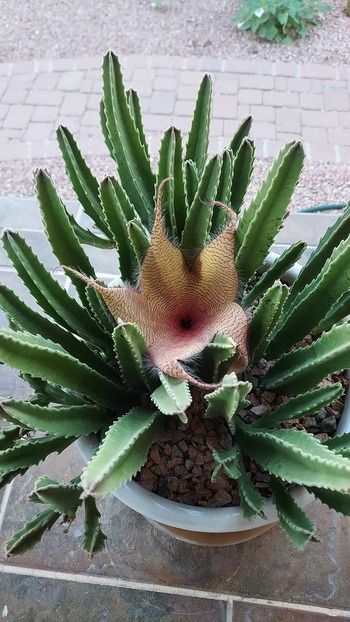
[180,317,194,330]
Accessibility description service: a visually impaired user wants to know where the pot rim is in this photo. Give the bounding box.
[77,252,350,533]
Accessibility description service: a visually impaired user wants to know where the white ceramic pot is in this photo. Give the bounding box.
[77,253,350,546]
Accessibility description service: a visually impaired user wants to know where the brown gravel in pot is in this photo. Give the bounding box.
[136,365,348,507]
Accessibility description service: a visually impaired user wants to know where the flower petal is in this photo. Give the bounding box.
[191,203,239,311]
[149,301,248,387]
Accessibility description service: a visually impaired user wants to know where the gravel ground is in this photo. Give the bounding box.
[0,0,348,65]
[0,155,348,213]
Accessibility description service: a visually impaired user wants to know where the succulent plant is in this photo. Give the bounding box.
[1,52,350,555]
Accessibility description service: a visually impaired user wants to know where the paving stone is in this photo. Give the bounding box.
[302,110,338,129]
[263,91,299,107]
[302,126,328,144]
[274,76,288,90]
[252,121,276,140]
[276,108,301,133]
[213,78,238,95]
[250,105,275,122]
[87,93,100,110]
[0,573,227,622]
[33,73,59,91]
[239,74,274,90]
[26,90,63,106]
[212,94,237,119]
[57,71,85,92]
[324,88,350,112]
[61,92,88,116]
[300,64,337,79]
[328,128,350,147]
[3,105,33,129]
[24,122,53,141]
[32,106,59,123]
[300,93,324,110]
[288,77,311,93]
[238,89,262,105]
[2,88,27,105]
[81,110,99,126]
[150,90,175,115]
[153,76,177,91]
[174,99,196,117]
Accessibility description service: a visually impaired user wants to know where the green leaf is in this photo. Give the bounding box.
[0,434,72,475]
[0,468,26,489]
[68,213,114,249]
[0,425,21,450]
[212,445,241,480]
[198,333,236,383]
[231,138,255,215]
[56,126,111,237]
[185,74,212,175]
[127,88,149,158]
[2,230,110,352]
[81,407,161,496]
[35,169,96,306]
[286,203,350,308]
[100,176,138,283]
[261,323,350,395]
[242,241,306,308]
[22,375,86,407]
[237,422,350,491]
[127,219,150,263]
[180,154,222,263]
[102,52,155,226]
[310,487,350,515]
[85,284,116,335]
[100,98,115,158]
[112,323,150,390]
[249,283,288,362]
[229,116,252,155]
[0,283,116,380]
[80,496,107,556]
[0,329,126,408]
[29,476,82,517]
[237,455,265,519]
[267,236,350,359]
[205,373,251,429]
[325,433,350,458]
[184,160,199,207]
[270,477,316,548]
[157,127,187,241]
[151,372,191,423]
[211,150,234,233]
[236,142,304,280]
[5,508,60,556]
[317,292,350,333]
[1,400,111,437]
[254,383,344,428]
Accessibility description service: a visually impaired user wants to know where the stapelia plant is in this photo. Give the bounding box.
[1,52,350,556]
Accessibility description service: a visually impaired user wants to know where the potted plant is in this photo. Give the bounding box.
[1,52,350,556]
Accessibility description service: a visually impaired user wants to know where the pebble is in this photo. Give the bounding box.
[320,415,337,434]
[135,361,347,509]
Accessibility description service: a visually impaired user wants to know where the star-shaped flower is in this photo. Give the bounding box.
[67,185,248,388]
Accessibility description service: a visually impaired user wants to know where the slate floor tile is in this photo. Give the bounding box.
[0,573,227,622]
[231,602,350,621]
[1,445,350,610]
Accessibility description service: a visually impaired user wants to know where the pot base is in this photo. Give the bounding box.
[149,519,276,546]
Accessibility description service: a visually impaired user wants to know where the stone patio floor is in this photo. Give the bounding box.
[0,53,349,163]
[0,51,349,621]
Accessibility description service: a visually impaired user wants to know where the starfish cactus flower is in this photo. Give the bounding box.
[68,184,248,388]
